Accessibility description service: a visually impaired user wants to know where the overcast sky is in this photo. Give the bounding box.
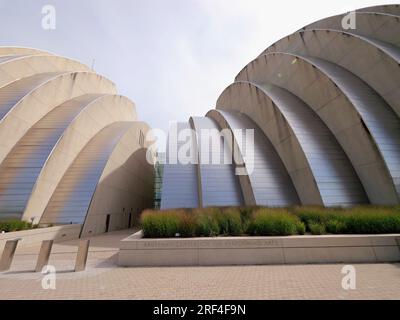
[0,0,393,149]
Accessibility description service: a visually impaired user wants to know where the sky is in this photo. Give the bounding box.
[0,0,394,150]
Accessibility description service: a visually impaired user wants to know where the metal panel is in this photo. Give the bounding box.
[303,12,400,47]
[265,29,400,63]
[0,55,25,64]
[209,109,300,206]
[217,82,368,206]
[0,94,104,220]
[191,117,244,207]
[357,4,400,15]
[40,122,133,225]
[0,72,62,120]
[303,56,400,200]
[0,47,51,56]
[160,122,199,209]
[263,29,400,117]
[235,51,400,204]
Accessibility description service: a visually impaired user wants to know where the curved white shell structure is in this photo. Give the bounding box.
[161,4,400,208]
[0,48,154,236]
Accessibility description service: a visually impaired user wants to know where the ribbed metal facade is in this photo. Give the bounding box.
[191,116,244,207]
[0,94,103,218]
[208,109,300,207]
[40,122,133,225]
[160,122,199,209]
[160,4,400,208]
[0,48,154,235]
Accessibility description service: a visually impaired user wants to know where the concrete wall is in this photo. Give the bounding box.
[0,224,81,252]
[119,231,400,267]
[81,122,155,236]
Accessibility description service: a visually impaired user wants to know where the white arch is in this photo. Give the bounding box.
[0,47,52,56]
[0,54,90,88]
[23,95,136,223]
[236,52,400,204]
[0,72,116,165]
[216,82,368,206]
[207,109,300,207]
[262,29,400,118]
[303,12,400,46]
[82,122,154,236]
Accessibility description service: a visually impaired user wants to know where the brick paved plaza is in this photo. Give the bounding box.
[0,230,399,300]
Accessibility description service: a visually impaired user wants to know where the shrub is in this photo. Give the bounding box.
[140,206,400,238]
[238,207,254,221]
[179,213,196,237]
[296,221,306,235]
[216,208,243,236]
[294,206,347,234]
[308,222,326,235]
[238,206,260,233]
[343,207,400,234]
[247,208,302,236]
[293,206,336,227]
[141,210,184,238]
[325,220,346,234]
[294,206,400,235]
[0,220,36,233]
[193,209,219,237]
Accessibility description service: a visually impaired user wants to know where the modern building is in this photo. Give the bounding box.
[160,4,400,209]
[0,47,155,236]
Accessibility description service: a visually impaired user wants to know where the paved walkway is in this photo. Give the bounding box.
[0,230,399,300]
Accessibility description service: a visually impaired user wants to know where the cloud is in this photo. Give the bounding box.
[0,0,393,150]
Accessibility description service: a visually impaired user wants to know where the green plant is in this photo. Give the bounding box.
[293,206,400,235]
[0,220,38,232]
[179,212,196,237]
[293,206,337,227]
[140,205,400,238]
[141,210,184,238]
[216,208,243,236]
[247,208,301,236]
[343,207,400,234]
[308,222,326,235]
[238,206,258,233]
[194,209,219,237]
[325,220,346,234]
[296,221,306,235]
